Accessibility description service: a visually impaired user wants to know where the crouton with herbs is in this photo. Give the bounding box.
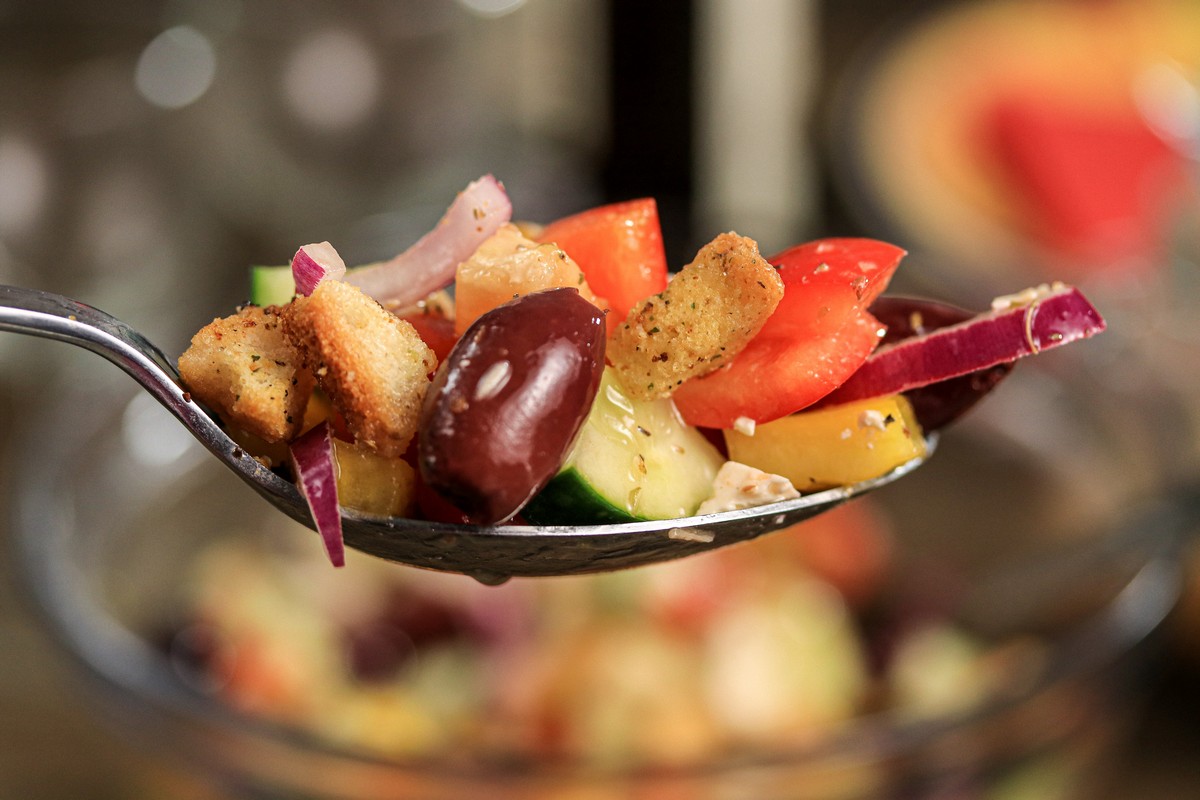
[283,279,437,458]
[178,305,315,443]
[608,232,784,400]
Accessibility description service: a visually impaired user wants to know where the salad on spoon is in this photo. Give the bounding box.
[171,175,1107,578]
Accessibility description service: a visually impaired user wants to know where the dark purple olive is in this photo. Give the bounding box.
[418,288,606,524]
[869,295,1014,431]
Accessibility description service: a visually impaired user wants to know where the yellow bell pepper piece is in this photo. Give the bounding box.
[332,438,416,517]
[724,395,926,492]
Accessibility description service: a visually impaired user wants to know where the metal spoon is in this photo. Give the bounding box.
[1,284,933,583]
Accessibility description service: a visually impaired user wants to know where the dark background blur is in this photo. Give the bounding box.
[3,0,1200,796]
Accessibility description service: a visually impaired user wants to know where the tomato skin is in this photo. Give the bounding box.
[673,310,884,428]
[766,238,904,338]
[537,198,669,333]
[671,238,903,429]
[399,312,458,363]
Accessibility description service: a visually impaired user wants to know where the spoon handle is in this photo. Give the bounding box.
[0,285,223,454]
[1,284,315,533]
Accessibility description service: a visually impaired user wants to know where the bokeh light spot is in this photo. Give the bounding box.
[0,135,49,235]
[122,392,198,468]
[283,29,381,132]
[135,25,217,110]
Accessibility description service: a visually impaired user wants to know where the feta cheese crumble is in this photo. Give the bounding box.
[733,416,757,436]
[697,461,800,514]
[990,282,1065,311]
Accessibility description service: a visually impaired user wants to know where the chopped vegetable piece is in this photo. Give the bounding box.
[250,264,299,307]
[398,310,458,364]
[289,421,345,567]
[291,241,347,296]
[673,308,885,429]
[453,224,605,335]
[536,198,669,334]
[671,239,902,428]
[332,438,416,518]
[867,296,1013,430]
[344,174,512,308]
[724,395,926,492]
[522,367,725,525]
[765,238,904,338]
[817,284,1105,409]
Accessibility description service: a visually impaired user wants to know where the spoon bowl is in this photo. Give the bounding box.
[1,284,932,581]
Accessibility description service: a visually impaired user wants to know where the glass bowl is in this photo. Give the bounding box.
[9,367,1189,800]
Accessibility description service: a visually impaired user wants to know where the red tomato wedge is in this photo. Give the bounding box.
[766,238,905,337]
[536,198,669,334]
[673,309,885,428]
[399,312,458,364]
[672,239,903,429]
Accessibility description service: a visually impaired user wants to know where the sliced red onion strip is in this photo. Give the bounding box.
[819,284,1106,407]
[292,241,348,296]
[345,174,512,307]
[289,421,345,568]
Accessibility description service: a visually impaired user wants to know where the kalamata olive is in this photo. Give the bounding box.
[418,288,606,524]
[869,296,1014,431]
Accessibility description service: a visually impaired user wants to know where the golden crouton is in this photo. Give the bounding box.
[283,279,437,458]
[178,305,315,443]
[608,232,783,400]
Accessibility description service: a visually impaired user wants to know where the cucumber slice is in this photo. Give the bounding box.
[524,368,724,525]
[249,263,379,306]
[250,265,295,306]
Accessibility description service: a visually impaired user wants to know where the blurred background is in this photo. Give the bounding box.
[3,0,1200,797]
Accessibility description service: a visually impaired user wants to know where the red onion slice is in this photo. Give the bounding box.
[867,295,1013,431]
[289,421,345,568]
[292,241,347,296]
[345,174,512,307]
[819,284,1106,408]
